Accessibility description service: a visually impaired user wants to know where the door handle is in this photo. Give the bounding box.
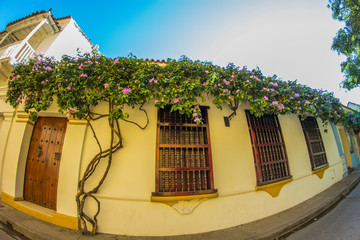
[54,152,61,161]
[35,145,42,158]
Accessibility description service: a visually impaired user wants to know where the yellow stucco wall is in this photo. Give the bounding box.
[74,99,343,236]
[0,97,343,236]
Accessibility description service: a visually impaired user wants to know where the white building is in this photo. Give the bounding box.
[0,9,93,197]
[0,9,93,85]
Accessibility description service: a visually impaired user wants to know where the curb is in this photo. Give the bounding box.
[270,171,360,240]
[0,169,359,240]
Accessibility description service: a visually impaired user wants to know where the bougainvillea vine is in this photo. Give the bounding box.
[6,49,360,234]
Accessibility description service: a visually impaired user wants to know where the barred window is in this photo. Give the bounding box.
[152,106,217,196]
[299,116,328,170]
[246,111,292,185]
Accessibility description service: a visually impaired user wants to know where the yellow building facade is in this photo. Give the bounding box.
[0,97,346,236]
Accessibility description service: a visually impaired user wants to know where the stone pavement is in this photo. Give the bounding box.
[0,168,359,240]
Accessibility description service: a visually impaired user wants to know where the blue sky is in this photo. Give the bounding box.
[1,0,360,105]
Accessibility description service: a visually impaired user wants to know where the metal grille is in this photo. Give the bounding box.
[154,106,217,196]
[299,116,328,170]
[246,111,291,185]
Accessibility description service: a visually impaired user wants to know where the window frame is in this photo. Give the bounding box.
[246,110,292,186]
[299,116,328,171]
[152,106,217,197]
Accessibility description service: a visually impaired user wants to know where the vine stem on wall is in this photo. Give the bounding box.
[76,103,149,235]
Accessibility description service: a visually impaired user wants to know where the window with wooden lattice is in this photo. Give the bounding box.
[152,106,217,196]
[299,116,328,170]
[245,111,292,185]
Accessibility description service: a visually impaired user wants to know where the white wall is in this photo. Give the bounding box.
[44,18,93,60]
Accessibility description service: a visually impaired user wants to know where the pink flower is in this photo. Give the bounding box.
[236,89,240,93]
[12,76,17,80]
[246,79,250,83]
[118,86,121,90]
[154,100,158,103]
[205,70,209,73]
[67,86,71,90]
[149,78,154,83]
[104,83,108,88]
[78,63,83,69]
[135,80,138,83]
[122,88,131,94]
[174,98,179,103]
[231,75,235,78]
[80,73,87,77]
[154,79,158,83]
[58,83,61,87]
[272,101,278,105]
[194,118,200,122]
[9,88,12,91]
[264,96,269,101]
[294,93,300,97]
[41,81,44,84]
[113,59,118,64]
[224,80,230,85]
[193,113,198,117]
[68,110,75,117]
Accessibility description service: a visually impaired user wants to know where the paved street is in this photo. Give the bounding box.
[287,182,360,240]
[0,221,29,240]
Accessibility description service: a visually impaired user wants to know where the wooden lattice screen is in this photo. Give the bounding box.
[246,111,291,185]
[153,106,217,196]
[299,116,328,170]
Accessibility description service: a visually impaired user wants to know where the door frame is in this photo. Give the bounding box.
[2,110,87,230]
[338,127,353,168]
[23,116,68,210]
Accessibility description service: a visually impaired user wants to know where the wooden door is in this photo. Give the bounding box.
[24,117,68,210]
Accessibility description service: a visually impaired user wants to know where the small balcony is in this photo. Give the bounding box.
[0,41,36,65]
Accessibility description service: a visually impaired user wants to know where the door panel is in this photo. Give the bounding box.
[23,117,68,210]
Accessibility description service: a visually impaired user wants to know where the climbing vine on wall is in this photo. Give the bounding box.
[6,50,360,234]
